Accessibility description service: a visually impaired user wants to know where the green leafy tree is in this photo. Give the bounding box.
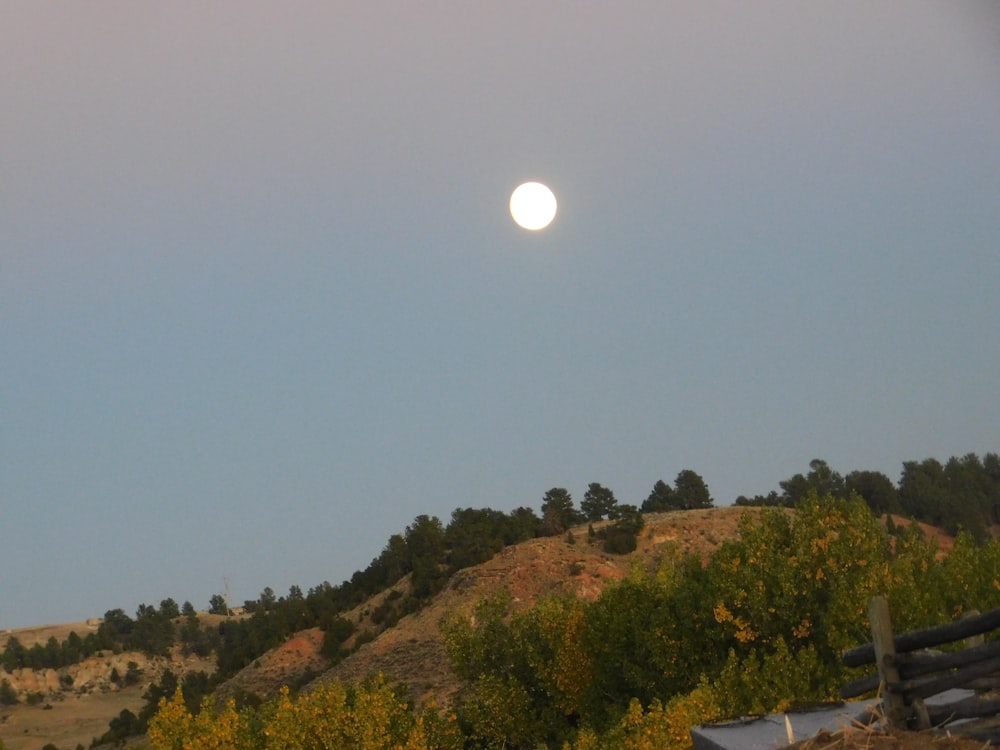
[713,638,829,716]
[707,495,895,674]
[583,573,694,728]
[443,592,589,748]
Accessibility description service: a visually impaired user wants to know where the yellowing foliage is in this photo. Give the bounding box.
[567,681,720,750]
[148,675,461,750]
[149,495,1000,750]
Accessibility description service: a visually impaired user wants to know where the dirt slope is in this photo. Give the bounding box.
[4,507,958,749]
[1,619,219,750]
[303,507,766,707]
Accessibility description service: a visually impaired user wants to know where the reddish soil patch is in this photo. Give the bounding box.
[216,627,327,704]
[883,516,955,558]
[304,507,768,707]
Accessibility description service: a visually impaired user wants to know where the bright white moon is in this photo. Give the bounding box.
[510,182,557,230]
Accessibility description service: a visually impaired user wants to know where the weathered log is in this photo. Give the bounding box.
[889,638,1000,676]
[840,672,880,699]
[841,640,1000,698]
[942,715,1000,743]
[891,654,1000,700]
[842,606,1000,667]
[968,676,1000,691]
[926,695,1000,725]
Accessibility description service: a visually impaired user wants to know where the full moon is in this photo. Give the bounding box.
[510,182,557,230]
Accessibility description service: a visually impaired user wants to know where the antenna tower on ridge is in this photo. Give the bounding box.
[223,576,234,618]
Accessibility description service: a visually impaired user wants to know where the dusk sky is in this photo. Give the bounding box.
[3,3,998,629]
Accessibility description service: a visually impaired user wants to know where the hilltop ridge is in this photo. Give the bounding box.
[220,506,775,707]
[0,504,968,750]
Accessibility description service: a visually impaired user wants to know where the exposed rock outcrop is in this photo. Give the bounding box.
[1,650,214,701]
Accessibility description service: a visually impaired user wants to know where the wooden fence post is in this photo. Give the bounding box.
[869,596,908,729]
[964,610,984,649]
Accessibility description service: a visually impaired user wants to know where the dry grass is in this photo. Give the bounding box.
[790,727,991,750]
[788,696,993,750]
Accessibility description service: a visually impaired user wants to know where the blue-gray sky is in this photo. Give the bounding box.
[3,3,998,629]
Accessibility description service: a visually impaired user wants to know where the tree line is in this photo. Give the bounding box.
[8,450,997,747]
[736,453,1000,541]
[210,470,714,680]
[8,452,996,684]
[142,494,1000,749]
[1,598,194,673]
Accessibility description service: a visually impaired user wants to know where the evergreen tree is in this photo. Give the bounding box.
[208,594,229,616]
[845,470,901,515]
[780,459,844,505]
[581,482,619,522]
[674,469,714,509]
[641,479,676,512]
[539,488,579,536]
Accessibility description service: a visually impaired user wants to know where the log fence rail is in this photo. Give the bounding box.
[840,596,1000,741]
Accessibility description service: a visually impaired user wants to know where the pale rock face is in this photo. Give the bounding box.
[0,651,195,700]
[44,668,61,692]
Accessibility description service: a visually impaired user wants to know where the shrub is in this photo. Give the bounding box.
[0,678,17,705]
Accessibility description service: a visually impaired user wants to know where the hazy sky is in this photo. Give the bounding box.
[3,2,998,629]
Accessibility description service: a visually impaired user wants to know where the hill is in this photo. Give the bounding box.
[1,507,962,750]
[217,506,779,707]
[0,619,220,750]
[0,507,758,750]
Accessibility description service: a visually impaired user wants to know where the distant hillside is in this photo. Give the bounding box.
[0,619,217,750]
[217,507,795,706]
[0,506,963,750]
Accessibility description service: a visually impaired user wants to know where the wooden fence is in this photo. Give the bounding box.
[840,596,1000,741]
